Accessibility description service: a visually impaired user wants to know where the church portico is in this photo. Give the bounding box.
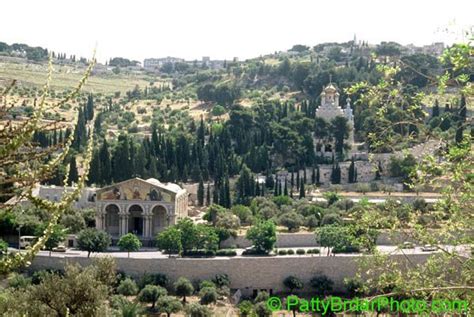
[94,178,188,243]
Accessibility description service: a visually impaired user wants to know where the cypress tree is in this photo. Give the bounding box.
[88,150,101,185]
[255,181,261,196]
[284,178,288,196]
[331,163,341,184]
[273,179,278,196]
[99,140,111,185]
[197,176,205,206]
[67,157,79,186]
[348,157,356,183]
[148,157,159,179]
[219,181,227,208]
[206,183,211,206]
[316,165,320,185]
[213,183,219,205]
[299,179,305,199]
[86,94,94,121]
[72,106,87,150]
[112,134,132,182]
[296,170,300,190]
[311,167,316,184]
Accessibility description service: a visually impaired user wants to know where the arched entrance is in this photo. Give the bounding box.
[128,204,144,236]
[105,204,120,236]
[152,205,167,236]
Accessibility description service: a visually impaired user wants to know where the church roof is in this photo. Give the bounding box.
[96,177,185,195]
[324,83,338,93]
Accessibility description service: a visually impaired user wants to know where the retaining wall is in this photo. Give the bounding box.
[29,253,431,295]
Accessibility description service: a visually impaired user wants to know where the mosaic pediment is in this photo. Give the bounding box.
[97,178,173,202]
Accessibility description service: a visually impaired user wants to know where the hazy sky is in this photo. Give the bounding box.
[1,0,472,63]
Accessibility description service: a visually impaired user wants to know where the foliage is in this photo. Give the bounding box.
[174,277,194,303]
[117,277,139,296]
[77,228,111,257]
[310,274,334,296]
[117,233,142,257]
[283,275,304,293]
[138,273,169,289]
[199,286,218,305]
[0,55,95,274]
[1,263,109,316]
[7,273,32,289]
[137,284,167,309]
[112,295,145,317]
[186,302,212,317]
[245,220,277,254]
[278,211,304,231]
[156,295,183,317]
[238,300,254,316]
[155,227,182,256]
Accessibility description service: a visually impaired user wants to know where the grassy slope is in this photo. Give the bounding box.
[0,60,155,94]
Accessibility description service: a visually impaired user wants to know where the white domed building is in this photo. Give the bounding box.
[314,82,355,157]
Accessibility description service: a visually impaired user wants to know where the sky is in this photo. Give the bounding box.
[1,0,472,63]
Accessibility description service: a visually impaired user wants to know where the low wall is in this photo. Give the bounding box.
[29,253,431,295]
[222,230,467,249]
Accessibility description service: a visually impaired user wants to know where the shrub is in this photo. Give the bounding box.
[332,245,360,253]
[254,301,272,317]
[186,302,211,317]
[296,249,306,255]
[238,300,254,316]
[245,221,276,254]
[138,273,169,289]
[287,249,295,255]
[156,295,183,316]
[278,249,288,255]
[199,280,216,290]
[320,213,342,226]
[211,105,226,116]
[307,248,320,254]
[254,291,269,303]
[412,198,428,212]
[183,249,216,257]
[117,233,142,257]
[117,277,139,296]
[242,248,267,256]
[283,275,303,293]
[137,285,167,309]
[212,273,230,288]
[174,277,194,303]
[77,228,111,258]
[310,274,334,296]
[8,273,32,289]
[344,277,366,297]
[199,286,218,305]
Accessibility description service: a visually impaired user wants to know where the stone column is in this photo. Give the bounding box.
[95,204,103,230]
[143,205,152,238]
[143,215,152,238]
[119,213,129,236]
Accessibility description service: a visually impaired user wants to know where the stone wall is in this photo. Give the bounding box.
[29,253,432,295]
[221,230,469,249]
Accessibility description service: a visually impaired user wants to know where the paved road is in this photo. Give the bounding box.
[10,245,468,259]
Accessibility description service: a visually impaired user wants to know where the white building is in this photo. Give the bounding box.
[314,82,354,157]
